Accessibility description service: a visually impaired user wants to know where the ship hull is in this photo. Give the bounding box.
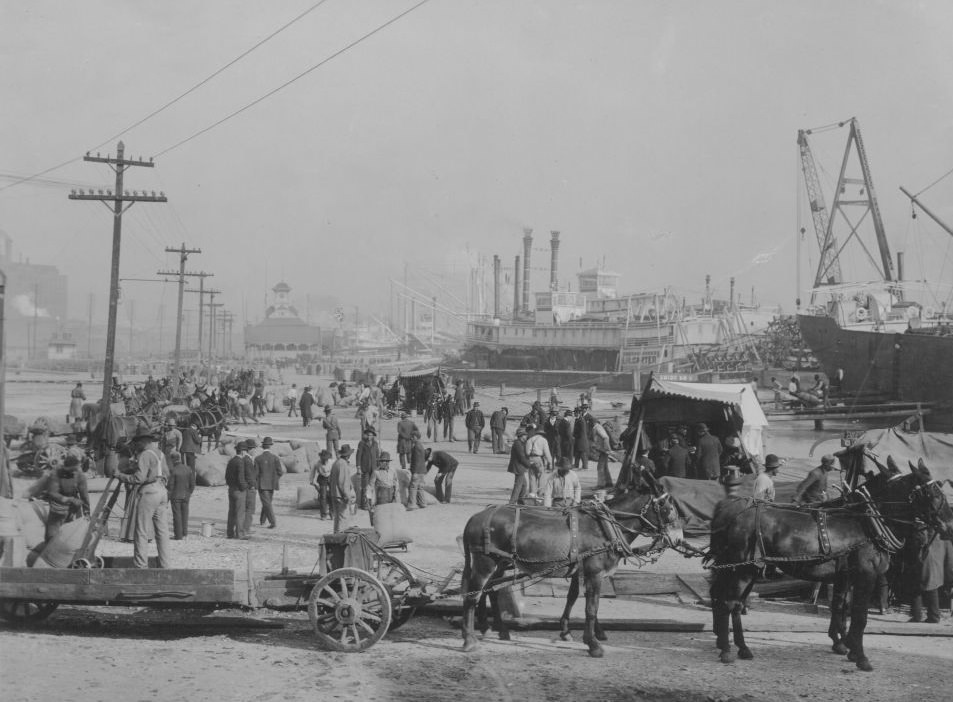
[797,314,953,404]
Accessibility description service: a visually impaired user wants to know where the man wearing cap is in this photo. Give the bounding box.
[45,454,90,540]
[489,406,509,454]
[241,439,260,536]
[329,444,356,533]
[255,437,284,529]
[299,386,315,427]
[406,433,429,510]
[370,452,398,506]
[355,426,380,510]
[544,409,561,465]
[593,420,613,489]
[225,441,250,539]
[425,447,459,503]
[396,411,419,469]
[464,401,485,454]
[309,449,333,519]
[754,454,781,502]
[542,463,582,508]
[794,455,837,505]
[166,450,195,539]
[117,432,172,566]
[525,424,553,499]
[322,406,341,458]
[442,391,459,442]
[695,424,723,481]
[507,427,533,504]
[286,383,299,417]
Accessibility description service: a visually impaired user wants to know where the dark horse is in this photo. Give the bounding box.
[187,404,228,451]
[707,458,953,671]
[460,486,683,657]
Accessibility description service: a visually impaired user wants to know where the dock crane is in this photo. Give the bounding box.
[798,118,896,303]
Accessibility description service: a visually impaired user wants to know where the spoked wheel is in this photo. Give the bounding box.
[35,444,67,473]
[371,554,417,630]
[308,567,392,651]
[0,600,59,624]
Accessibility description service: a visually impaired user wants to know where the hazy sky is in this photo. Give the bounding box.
[2,0,952,329]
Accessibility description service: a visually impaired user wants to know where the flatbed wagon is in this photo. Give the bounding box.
[0,526,444,652]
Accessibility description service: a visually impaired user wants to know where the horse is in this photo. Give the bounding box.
[707,458,953,671]
[460,486,684,657]
[188,404,228,451]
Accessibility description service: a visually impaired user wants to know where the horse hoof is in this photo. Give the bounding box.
[846,650,858,662]
[831,642,849,655]
[595,631,608,642]
[498,631,511,641]
[738,647,753,660]
[856,658,873,672]
[462,637,478,652]
[719,650,736,664]
[587,645,604,658]
[559,632,574,642]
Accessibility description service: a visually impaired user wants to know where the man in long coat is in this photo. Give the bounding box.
[299,386,315,427]
[355,427,380,509]
[255,437,284,528]
[329,444,356,533]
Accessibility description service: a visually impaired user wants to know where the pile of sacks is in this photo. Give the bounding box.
[197,435,325,487]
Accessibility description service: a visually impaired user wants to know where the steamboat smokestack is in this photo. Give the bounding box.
[513,255,521,318]
[729,277,735,311]
[549,230,560,291]
[522,228,533,314]
[493,255,501,319]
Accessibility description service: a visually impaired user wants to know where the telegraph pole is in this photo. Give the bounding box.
[205,292,223,360]
[183,272,213,363]
[69,141,167,406]
[158,244,201,378]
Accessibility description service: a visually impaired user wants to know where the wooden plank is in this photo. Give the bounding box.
[608,573,682,596]
[676,573,711,601]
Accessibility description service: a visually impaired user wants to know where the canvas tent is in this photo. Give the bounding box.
[837,425,953,489]
[629,375,768,461]
[386,367,447,413]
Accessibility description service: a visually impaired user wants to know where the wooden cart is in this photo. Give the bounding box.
[0,527,441,652]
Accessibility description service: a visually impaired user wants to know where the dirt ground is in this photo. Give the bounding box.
[2,373,952,702]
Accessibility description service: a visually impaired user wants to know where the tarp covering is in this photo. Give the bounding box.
[838,426,953,486]
[659,476,799,537]
[398,366,444,379]
[633,376,768,460]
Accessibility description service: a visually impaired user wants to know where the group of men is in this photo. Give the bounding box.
[224,437,285,539]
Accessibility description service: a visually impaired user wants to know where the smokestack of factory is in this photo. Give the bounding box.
[513,255,521,318]
[549,230,560,291]
[522,227,533,314]
[493,255,501,319]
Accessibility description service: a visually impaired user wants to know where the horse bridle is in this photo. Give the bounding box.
[908,480,951,535]
[612,491,678,541]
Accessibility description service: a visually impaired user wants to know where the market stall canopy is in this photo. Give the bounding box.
[630,376,767,460]
[838,425,953,486]
[398,366,445,379]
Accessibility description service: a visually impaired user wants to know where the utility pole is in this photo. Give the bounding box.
[86,293,93,358]
[183,273,213,364]
[220,311,235,357]
[69,141,167,406]
[158,244,202,378]
[206,293,223,360]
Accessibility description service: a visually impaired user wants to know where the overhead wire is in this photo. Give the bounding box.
[153,0,433,158]
[0,0,333,194]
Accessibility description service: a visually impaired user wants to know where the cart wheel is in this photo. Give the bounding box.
[372,554,417,630]
[0,600,59,624]
[35,444,67,473]
[308,567,392,652]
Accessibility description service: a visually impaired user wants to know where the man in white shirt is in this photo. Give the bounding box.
[543,465,582,508]
[287,383,299,417]
[524,425,553,499]
[754,454,780,502]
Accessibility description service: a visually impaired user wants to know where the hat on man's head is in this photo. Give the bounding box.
[696,423,709,432]
[63,454,81,468]
[235,440,248,452]
[821,454,836,466]
[764,454,781,470]
[339,444,353,458]
[319,449,332,459]
[516,427,527,437]
[245,439,258,450]
[363,426,376,436]
[723,471,743,488]
[473,401,480,407]
[261,437,274,448]
[165,416,176,426]
[501,406,508,411]
[324,405,332,413]
[379,451,392,463]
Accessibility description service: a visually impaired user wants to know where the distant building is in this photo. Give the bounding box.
[0,230,69,360]
[244,282,322,360]
[47,330,77,360]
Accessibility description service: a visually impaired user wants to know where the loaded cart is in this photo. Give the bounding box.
[0,479,453,651]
